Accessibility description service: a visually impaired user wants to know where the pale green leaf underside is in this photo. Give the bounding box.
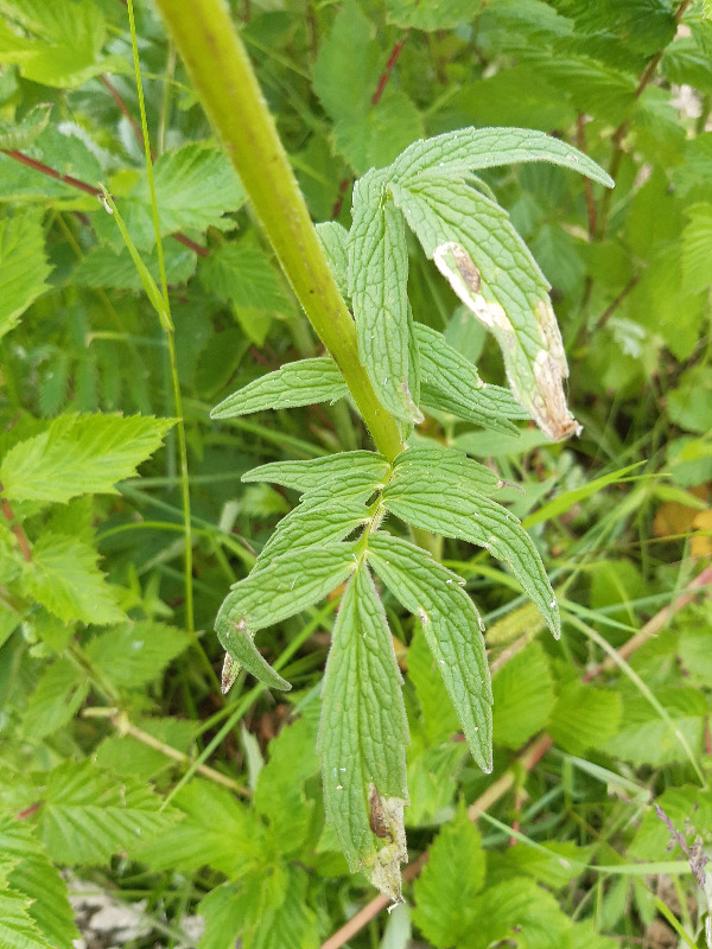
[211,358,346,419]
[253,495,367,569]
[316,220,349,298]
[0,413,174,504]
[368,532,493,772]
[241,451,390,495]
[0,211,52,339]
[318,565,408,898]
[414,323,527,431]
[390,126,615,188]
[215,544,357,689]
[394,445,501,496]
[349,170,420,423]
[383,465,560,638]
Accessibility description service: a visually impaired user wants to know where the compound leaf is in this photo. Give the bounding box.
[0,103,52,152]
[22,658,89,740]
[492,643,555,748]
[132,779,263,877]
[21,533,125,626]
[0,0,109,88]
[0,414,174,504]
[215,544,357,691]
[85,621,191,689]
[33,761,172,865]
[414,323,526,432]
[316,221,349,297]
[198,235,292,314]
[0,211,52,339]
[130,143,245,241]
[0,817,78,949]
[253,495,368,569]
[241,451,390,496]
[412,808,486,948]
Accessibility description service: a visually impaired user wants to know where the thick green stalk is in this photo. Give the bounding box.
[154,0,403,462]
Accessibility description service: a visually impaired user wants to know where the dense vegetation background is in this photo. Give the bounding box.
[1,0,712,946]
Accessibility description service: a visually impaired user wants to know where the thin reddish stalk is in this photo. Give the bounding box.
[321,567,712,949]
[100,74,144,150]
[329,37,407,219]
[0,487,32,562]
[576,114,597,238]
[371,38,406,106]
[1,149,208,256]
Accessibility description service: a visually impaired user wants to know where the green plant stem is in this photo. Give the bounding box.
[153,0,404,463]
[126,0,194,635]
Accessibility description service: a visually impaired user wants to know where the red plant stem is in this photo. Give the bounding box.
[321,566,712,949]
[4,149,102,196]
[329,176,350,220]
[576,114,597,239]
[100,74,144,151]
[15,802,42,820]
[1,149,208,256]
[371,38,406,106]
[329,37,407,219]
[171,231,210,256]
[0,487,32,562]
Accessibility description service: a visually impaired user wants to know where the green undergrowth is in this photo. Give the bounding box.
[1,0,712,947]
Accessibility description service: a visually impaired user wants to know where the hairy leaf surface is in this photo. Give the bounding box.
[319,565,408,899]
[242,451,390,495]
[216,544,357,690]
[349,170,420,423]
[383,465,560,638]
[390,126,615,187]
[211,358,346,419]
[368,532,493,771]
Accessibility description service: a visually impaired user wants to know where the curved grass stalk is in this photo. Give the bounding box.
[126,0,195,636]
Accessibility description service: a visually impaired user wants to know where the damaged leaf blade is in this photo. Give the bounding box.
[348,170,422,425]
[318,565,409,900]
[391,176,580,441]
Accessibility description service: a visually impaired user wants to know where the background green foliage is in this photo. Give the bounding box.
[1,0,712,946]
